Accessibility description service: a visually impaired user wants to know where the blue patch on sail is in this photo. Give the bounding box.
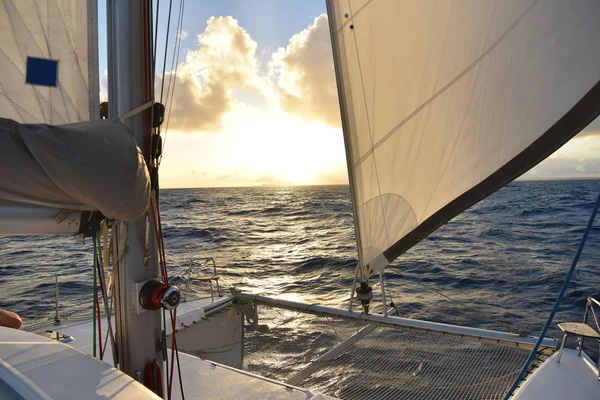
[25,57,58,87]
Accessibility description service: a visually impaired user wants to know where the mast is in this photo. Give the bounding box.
[107,0,162,377]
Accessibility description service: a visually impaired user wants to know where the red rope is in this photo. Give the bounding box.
[149,196,176,399]
[150,196,168,285]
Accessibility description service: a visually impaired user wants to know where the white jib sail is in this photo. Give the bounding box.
[0,0,99,123]
[327,0,600,274]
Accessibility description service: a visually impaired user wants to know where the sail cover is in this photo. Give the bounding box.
[0,118,150,221]
[327,0,600,274]
[0,0,99,123]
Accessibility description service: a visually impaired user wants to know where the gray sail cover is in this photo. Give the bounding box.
[327,0,600,274]
[0,118,150,221]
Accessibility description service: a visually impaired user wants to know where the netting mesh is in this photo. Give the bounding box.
[242,302,552,400]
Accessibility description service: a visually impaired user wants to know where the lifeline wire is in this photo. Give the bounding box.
[503,187,600,399]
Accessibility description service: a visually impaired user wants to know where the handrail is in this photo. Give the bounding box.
[584,297,600,334]
[183,258,220,301]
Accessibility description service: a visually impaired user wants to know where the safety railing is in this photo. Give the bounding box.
[182,258,221,301]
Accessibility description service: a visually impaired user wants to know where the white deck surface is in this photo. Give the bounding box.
[0,327,159,399]
[169,353,333,400]
[514,348,599,399]
[35,296,335,399]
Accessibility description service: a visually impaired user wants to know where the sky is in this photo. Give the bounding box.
[99,1,600,188]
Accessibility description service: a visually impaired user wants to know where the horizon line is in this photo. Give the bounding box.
[160,177,600,190]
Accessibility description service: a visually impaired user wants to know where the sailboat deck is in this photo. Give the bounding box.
[241,303,553,400]
[513,349,599,399]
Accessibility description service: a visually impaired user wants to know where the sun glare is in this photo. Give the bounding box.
[224,110,346,186]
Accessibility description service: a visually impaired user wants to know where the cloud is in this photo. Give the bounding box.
[256,173,293,186]
[99,77,108,102]
[269,15,340,127]
[165,16,259,132]
[191,170,208,177]
[523,156,600,179]
[575,118,600,139]
[162,14,340,133]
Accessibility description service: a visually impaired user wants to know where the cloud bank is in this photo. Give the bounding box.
[166,16,259,132]
[269,14,340,126]
[165,14,338,133]
[523,155,600,179]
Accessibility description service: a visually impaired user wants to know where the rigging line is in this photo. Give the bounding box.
[148,0,156,143]
[150,196,168,283]
[162,308,170,396]
[95,231,117,365]
[383,273,397,309]
[155,185,169,281]
[142,0,152,159]
[174,327,185,400]
[590,303,599,332]
[92,235,97,358]
[155,184,184,399]
[160,0,185,161]
[101,293,115,363]
[152,0,160,76]
[162,0,184,121]
[96,279,103,360]
[159,0,174,105]
[394,271,516,333]
[168,309,177,400]
[504,187,600,400]
[395,272,469,309]
[353,0,541,168]
[94,234,103,360]
[346,0,392,262]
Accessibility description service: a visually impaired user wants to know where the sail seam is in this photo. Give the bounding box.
[417,7,497,223]
[2,0,48,122]
[353,0,541,168]
[53,3,86,122]
[56,4,90,94]
[0,87,32,122]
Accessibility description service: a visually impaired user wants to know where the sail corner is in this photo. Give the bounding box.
[367,253,389,275]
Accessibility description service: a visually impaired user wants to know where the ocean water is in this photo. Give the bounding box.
[1,180,600,350]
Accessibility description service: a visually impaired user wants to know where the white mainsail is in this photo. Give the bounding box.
[0,0,99,123]
[327,0,600,274]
